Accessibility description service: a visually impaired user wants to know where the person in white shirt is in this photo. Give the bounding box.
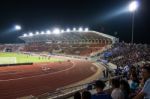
[111,78,124,99]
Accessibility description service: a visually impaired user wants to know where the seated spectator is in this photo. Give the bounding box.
[120,80,130,99]
[92,80,112,99]
[82,90,92,99]
[133,64,150,99]
[111,78,124,99]
[74,91,81,99]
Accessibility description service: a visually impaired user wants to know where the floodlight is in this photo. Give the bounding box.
[129,1,138,12]
[66,28,70,32]
[128,1,139,43]
[53,28,60,34]
[84,28,89,32]
[79,27,83,32]
[46,30,51,34]
[73,28,76,31]
[29,32,33,36]
[41,31,45,34]
[15,25,21,30]
[23,34,27,37]
[36,31,39,35]
[61,29,64,33]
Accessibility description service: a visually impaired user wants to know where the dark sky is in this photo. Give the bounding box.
[0,0,149,44]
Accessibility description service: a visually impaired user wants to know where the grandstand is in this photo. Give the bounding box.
[19,29,118,56]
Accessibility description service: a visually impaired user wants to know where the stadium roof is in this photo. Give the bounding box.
[19,29,117,44]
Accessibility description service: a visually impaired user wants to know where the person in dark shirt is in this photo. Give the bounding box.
[74,91,81,99]
[82,90,92,99]
[92,80,112,99]
[120,79,130,99]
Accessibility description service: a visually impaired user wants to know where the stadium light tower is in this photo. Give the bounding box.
[14,25,21,30]
[128,1,138,43]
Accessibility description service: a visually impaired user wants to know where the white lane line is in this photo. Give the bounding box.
[0,70,41,76]
[0,61,75,82]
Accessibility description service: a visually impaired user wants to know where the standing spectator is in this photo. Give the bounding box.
[133,64,150,99]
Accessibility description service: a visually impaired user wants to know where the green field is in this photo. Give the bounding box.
[0,52,63,64]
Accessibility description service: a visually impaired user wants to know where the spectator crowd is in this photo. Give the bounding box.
[74,42,150,99]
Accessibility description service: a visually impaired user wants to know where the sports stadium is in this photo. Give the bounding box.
[0,28,118,99]
[0,25,150,99]
[1,0,150,99]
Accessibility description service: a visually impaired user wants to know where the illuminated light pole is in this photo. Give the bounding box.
[128,1,138,43]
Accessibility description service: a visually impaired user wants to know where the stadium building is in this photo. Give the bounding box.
[18,28,118,56]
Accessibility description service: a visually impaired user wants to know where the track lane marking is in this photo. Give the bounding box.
[0,61,75,82]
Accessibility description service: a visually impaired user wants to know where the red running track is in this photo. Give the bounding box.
[0,59,98,99]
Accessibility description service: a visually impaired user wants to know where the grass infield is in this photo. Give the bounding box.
[0,52,63,64]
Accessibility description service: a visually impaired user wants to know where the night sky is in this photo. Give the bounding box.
[0,0,149,44]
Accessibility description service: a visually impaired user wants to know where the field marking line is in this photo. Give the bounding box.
[0,61,76,82]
